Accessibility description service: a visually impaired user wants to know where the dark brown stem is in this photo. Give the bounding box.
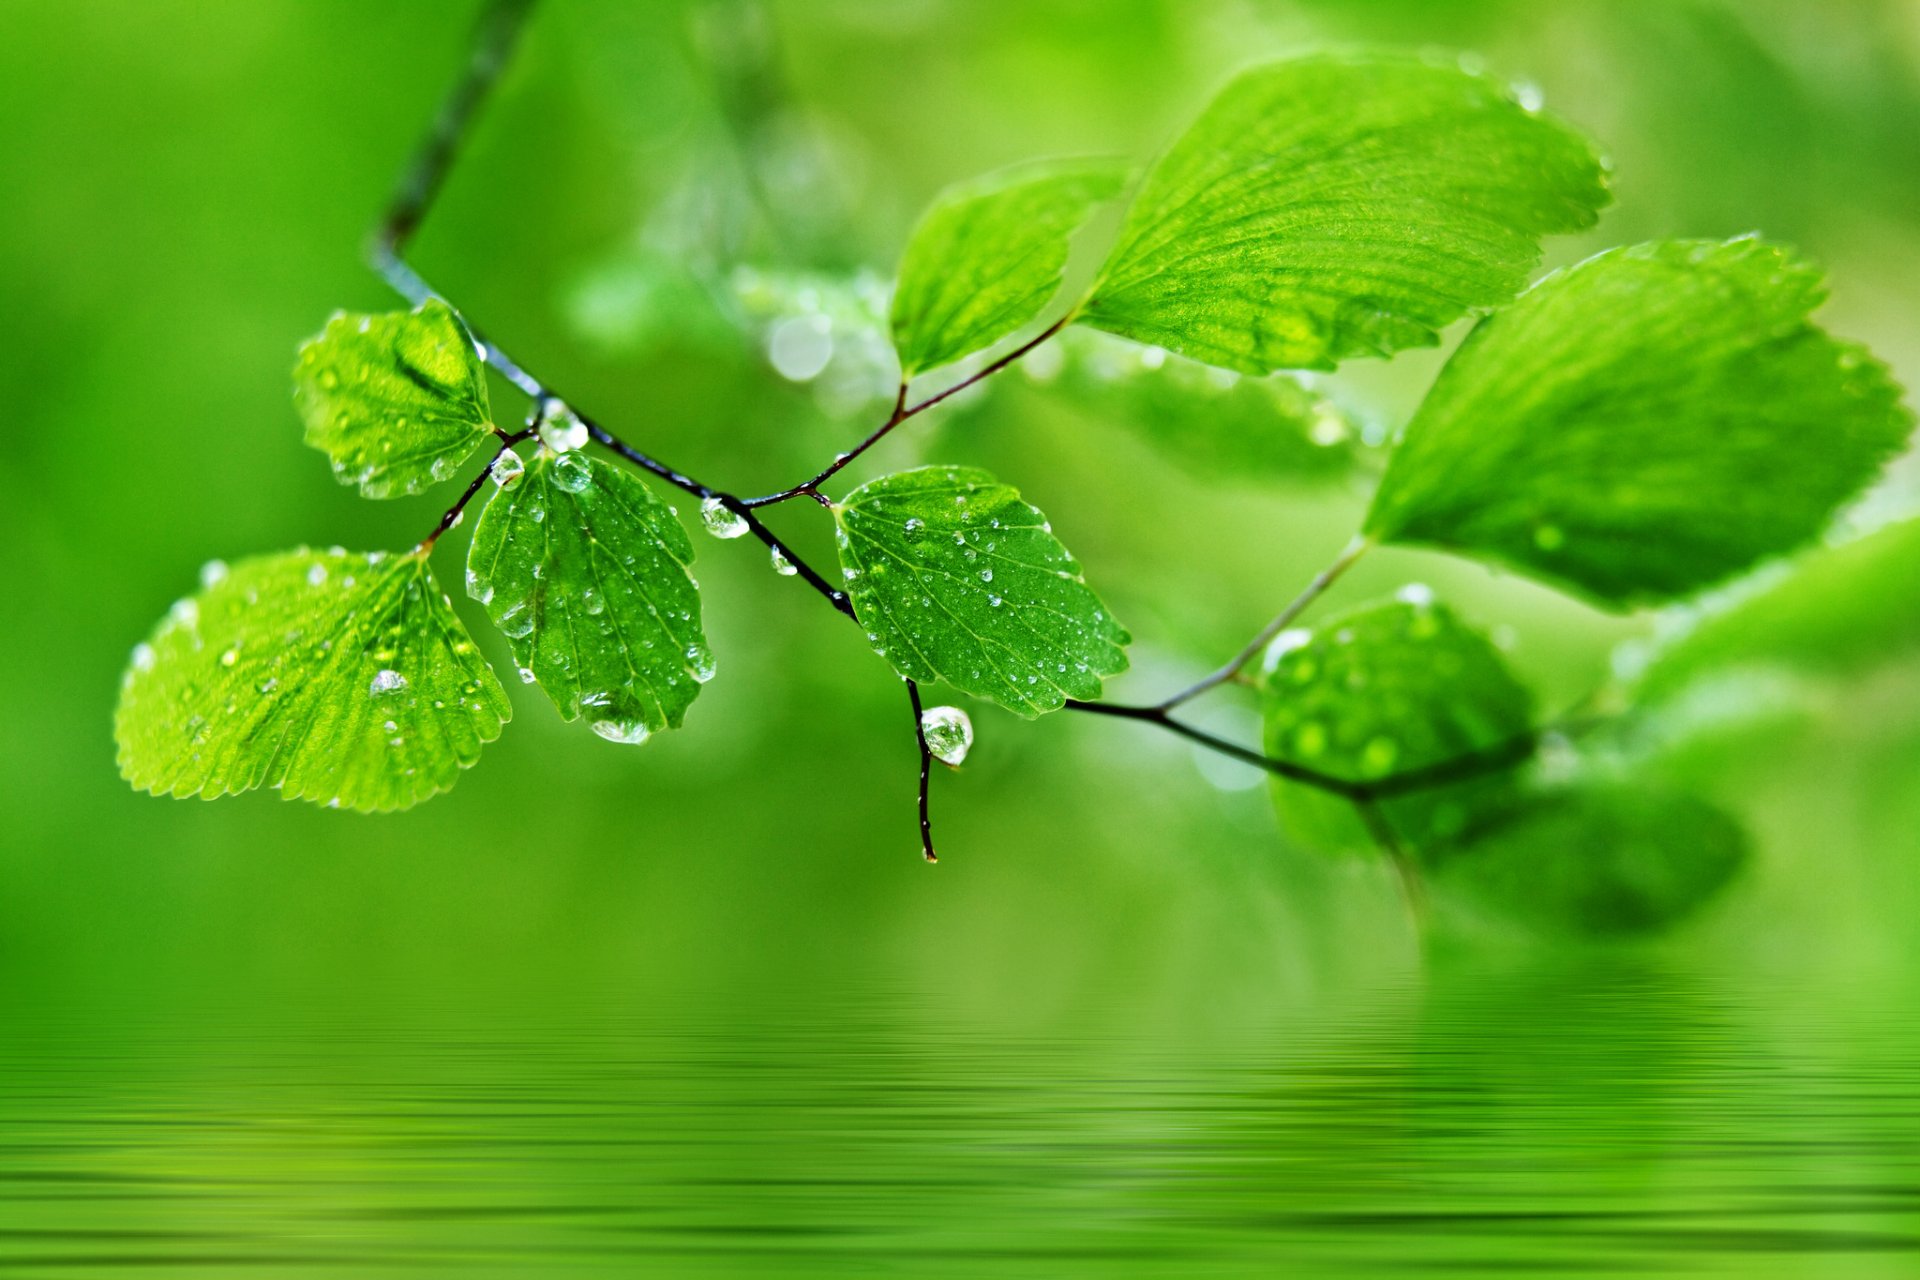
[1157,535,1371,710]
[904,677,937,863]
[742,315,1073,508]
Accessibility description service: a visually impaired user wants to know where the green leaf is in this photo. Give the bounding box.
[293,299,496,498]
[466,448,712,745]
[833,466,1130,716]
[890,160,1126,378]
[1259,595,1535,853]
[1367,239,1916,607]
[1634,518,1920,699]
[115,548,510,813]
[1081,55,1608,375]
[1434,785,1749,936]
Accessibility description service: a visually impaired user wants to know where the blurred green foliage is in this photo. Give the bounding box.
[5,0,1920,1038]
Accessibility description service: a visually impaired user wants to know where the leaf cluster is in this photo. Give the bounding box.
[117,52,1915,945]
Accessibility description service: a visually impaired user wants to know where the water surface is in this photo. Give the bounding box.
[3,967,1917,1277]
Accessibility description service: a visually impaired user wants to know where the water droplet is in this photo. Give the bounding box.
[169,599,199,630]
[539,400,589,453]
[517,666,537,684]
[592,719,651,745]
[130,643,155,673]
[492,446,526,487]
[687,646,717,683]
[369,669,407,696]
[219,648,239,668]
[1533,524,1565,551]
[497,603,534,639]
[979,569,993,583]
[701,497,749,539]
[903,517,924,535]
[258,677,278,694]
[1395,583,1435,608]
[551,451,593,493]
[1362,736,1399,775]
[919,705,973,766]
[199,559,229,589]
[769,546,798,576]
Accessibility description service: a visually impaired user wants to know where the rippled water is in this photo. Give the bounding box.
[3,967,1917,1277]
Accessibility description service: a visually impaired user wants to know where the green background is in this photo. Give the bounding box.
[5,0,1920,1101]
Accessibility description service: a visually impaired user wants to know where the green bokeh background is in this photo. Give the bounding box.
[5,0,1919,1040]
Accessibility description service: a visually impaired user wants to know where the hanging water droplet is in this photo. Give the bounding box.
[539,400,589,453]
[769,546,798,576]
[700,496,749,539]
[492,446,526,487]
[687,645,717,683]
[199,559,229,589]
[551,451,592,493]
[517,666,536,684]
[592,719,651,745]
[919,705,973,766]
[369,669,407,696]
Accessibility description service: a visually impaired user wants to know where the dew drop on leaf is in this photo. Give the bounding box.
[369,669,407,697]
[551,452,592,494]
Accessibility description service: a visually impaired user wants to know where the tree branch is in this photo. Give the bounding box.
[741,314,1074,508]
[1157,534,1372,710]
[369,0,1547,870]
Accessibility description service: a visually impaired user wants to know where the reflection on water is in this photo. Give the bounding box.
[2,967,1917,1277]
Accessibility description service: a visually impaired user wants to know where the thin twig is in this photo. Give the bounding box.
[1158,534,1372,710]
[742,314,1074,508]
[422,421,539,549]
[904,677,937,862]
[372,0,1561,882]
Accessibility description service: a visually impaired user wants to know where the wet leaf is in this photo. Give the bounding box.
[293,299,495,498]
[1082,54,1608,374]
[834,466,1130,717]
[1367,239,1915,607]
[890,159,1126,378]
[1258,596,1535,854]
[466,450,711,745]
[115,549,509,813]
